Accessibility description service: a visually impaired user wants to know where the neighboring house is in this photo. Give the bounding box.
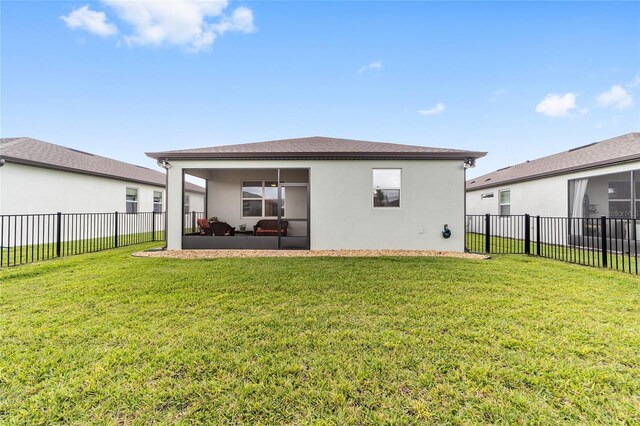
[146,136,486,251]
[0,137,205,215]
[466,132,640,222]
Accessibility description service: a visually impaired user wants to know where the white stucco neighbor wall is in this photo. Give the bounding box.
[166,159,467,251]
[0,162,204,215]
[466,162,640,217]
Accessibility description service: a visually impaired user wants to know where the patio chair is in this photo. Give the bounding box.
[211,221,236,236]
[197,218,213,236]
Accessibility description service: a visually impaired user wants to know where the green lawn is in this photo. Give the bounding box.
[466,232,639,274]
[1,245,639,424]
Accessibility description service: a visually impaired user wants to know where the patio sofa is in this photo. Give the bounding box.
[254,220,288,236]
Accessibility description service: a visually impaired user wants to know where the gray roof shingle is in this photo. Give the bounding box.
[466,133,640,191]
[0,137,204,193]
[146,136,486,160]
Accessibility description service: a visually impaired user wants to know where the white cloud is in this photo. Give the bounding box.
[489,88,508,102]
[535,93,577,117]
[629,74,640,88]
[61,5,117,37]
[596,85,633,110]
[418,103,446,116]
[358,60,382,74]
[62,1,255,52]
[211,6,255,35]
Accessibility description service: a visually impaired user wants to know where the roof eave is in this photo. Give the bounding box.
[146,151,488,161]
[0,155,168,189]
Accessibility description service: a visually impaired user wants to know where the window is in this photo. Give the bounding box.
[608,181,632,218]
[126,188,138,213]
[481,193,494,199]
[153,191,163,213]
[373,169,401,208]
[242,181,285,217]
[184,194,190,214]
[499,190,510,215]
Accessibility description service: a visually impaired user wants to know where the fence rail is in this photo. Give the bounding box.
[466,214,638,274]
[0,211,172,267]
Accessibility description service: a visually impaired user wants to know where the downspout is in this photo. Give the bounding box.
[463,158,476,252]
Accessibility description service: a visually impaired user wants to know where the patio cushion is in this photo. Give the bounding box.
[254,220,288,236]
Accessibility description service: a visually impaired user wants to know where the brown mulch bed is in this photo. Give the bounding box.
[133,249,489,260]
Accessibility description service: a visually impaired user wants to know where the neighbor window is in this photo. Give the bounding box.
[242,181,285,217]
[183,194,190,214]
[373,169,401,208]
[153,191,163,213]
[499,190,511,215]
[126,188,138,214]
[608,181,632,218]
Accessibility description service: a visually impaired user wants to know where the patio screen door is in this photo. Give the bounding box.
[278,182,310,250]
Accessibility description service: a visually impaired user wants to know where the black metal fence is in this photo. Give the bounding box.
[1,211,166,268]
[466,214,639,274]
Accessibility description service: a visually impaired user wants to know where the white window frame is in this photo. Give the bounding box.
[241,180,285,219]
[153,191,163,213]
[126,187,138,214]
[498,189,511,215]
[372,168,401,208]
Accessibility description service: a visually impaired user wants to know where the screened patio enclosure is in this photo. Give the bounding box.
[182,168,310,250]
[568,169,639,249]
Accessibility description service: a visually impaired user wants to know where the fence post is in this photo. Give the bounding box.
[56,212,62,257]
[484,213,491,253]
[152,212,156,242]
[536,216,541,256]
[191,211,196,232]
[601,215,608,268]
[114,211,119,248]
[524,214,531,255]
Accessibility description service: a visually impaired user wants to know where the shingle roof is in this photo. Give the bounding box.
[0,137,204,193]
[466,133,640,191]
[146,136,486,160]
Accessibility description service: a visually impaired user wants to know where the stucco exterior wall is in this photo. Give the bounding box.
[466,162,640,217]
[0,162,203,215]
[166,159,467,251]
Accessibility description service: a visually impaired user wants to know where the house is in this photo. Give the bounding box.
[0,137,205,215]
[146,136,486,251]
[466,133,640,244]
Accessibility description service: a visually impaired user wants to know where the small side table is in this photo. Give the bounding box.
[235,230,253,236]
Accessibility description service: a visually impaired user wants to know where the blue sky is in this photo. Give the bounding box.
[1,1,639,178]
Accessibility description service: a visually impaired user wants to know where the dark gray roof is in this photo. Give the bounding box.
[0,137,205,193]
[147,136,486,160]
[467,133,640,191]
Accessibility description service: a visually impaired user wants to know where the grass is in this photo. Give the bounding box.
[466,232,639,274]
[1,231,165,267]
[1,244,639,424]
